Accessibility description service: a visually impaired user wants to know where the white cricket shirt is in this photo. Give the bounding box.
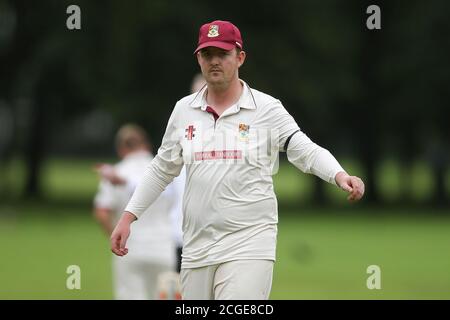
[125,80,345,268]
[94,150,182,264]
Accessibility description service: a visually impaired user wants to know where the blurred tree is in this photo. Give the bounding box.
[3,0,91,197]
[1,0,448,205]
[377,0,449,205]
[353,0,386,204]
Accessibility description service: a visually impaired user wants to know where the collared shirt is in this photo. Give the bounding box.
[125,80,344,268]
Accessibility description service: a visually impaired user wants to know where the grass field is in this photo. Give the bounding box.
[274,209,450,299]
[0,157,449,299]
[1,203,450,300]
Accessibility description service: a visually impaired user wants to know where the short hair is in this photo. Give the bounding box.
[115,124,151,152]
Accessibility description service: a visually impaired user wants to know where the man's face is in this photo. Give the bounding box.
[197,47,245,88]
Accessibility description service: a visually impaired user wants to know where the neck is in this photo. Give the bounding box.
[206,78,242,114]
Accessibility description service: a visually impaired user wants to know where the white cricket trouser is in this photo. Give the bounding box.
[113,255,174,300]
[180,259,273,300]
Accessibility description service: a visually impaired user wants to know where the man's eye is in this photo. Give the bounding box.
[201,51,227,58]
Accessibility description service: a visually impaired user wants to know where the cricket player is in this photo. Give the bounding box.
[94,124,184,299]
[110,20,365,300]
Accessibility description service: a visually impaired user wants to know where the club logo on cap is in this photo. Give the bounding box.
[207,25,219,38]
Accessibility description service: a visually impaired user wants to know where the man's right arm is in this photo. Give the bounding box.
[110,104,184,256]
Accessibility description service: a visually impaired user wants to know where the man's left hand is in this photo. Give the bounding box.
[335,172,365,202]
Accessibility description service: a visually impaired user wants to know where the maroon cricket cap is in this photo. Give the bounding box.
[194,20,243,54]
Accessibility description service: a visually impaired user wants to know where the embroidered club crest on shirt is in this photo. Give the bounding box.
[239,123,250,141]
[185,125,196,140]
[207,25,219,37]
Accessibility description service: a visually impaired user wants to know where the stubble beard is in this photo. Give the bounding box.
[205,73,229,91]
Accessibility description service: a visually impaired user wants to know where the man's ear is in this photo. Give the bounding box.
[238,50,246,67]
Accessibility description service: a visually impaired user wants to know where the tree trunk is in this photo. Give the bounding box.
[24,100,46,198]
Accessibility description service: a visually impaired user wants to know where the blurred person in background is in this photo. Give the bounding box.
[191,72,207,93]
[93,124,184,299]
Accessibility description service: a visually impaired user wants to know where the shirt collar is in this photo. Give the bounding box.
[188,79,257,111]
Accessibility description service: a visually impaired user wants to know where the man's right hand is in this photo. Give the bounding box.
[110,211,137,256]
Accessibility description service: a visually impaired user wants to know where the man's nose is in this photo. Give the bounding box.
[209,54,221,65]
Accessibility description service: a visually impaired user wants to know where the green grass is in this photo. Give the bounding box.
[3,157,114,201]
[1,204,449,299]
[273,209,450,299]
[1,157,449,299]
[42,158,114,202]
[0,205,113,299]
[272,157,450,204]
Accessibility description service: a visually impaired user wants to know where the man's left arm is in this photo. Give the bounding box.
[286,130,365,202]
[269,100,365,202]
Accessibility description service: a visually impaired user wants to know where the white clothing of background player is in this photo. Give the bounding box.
[94,124,184,299]
[110,20,365,300]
